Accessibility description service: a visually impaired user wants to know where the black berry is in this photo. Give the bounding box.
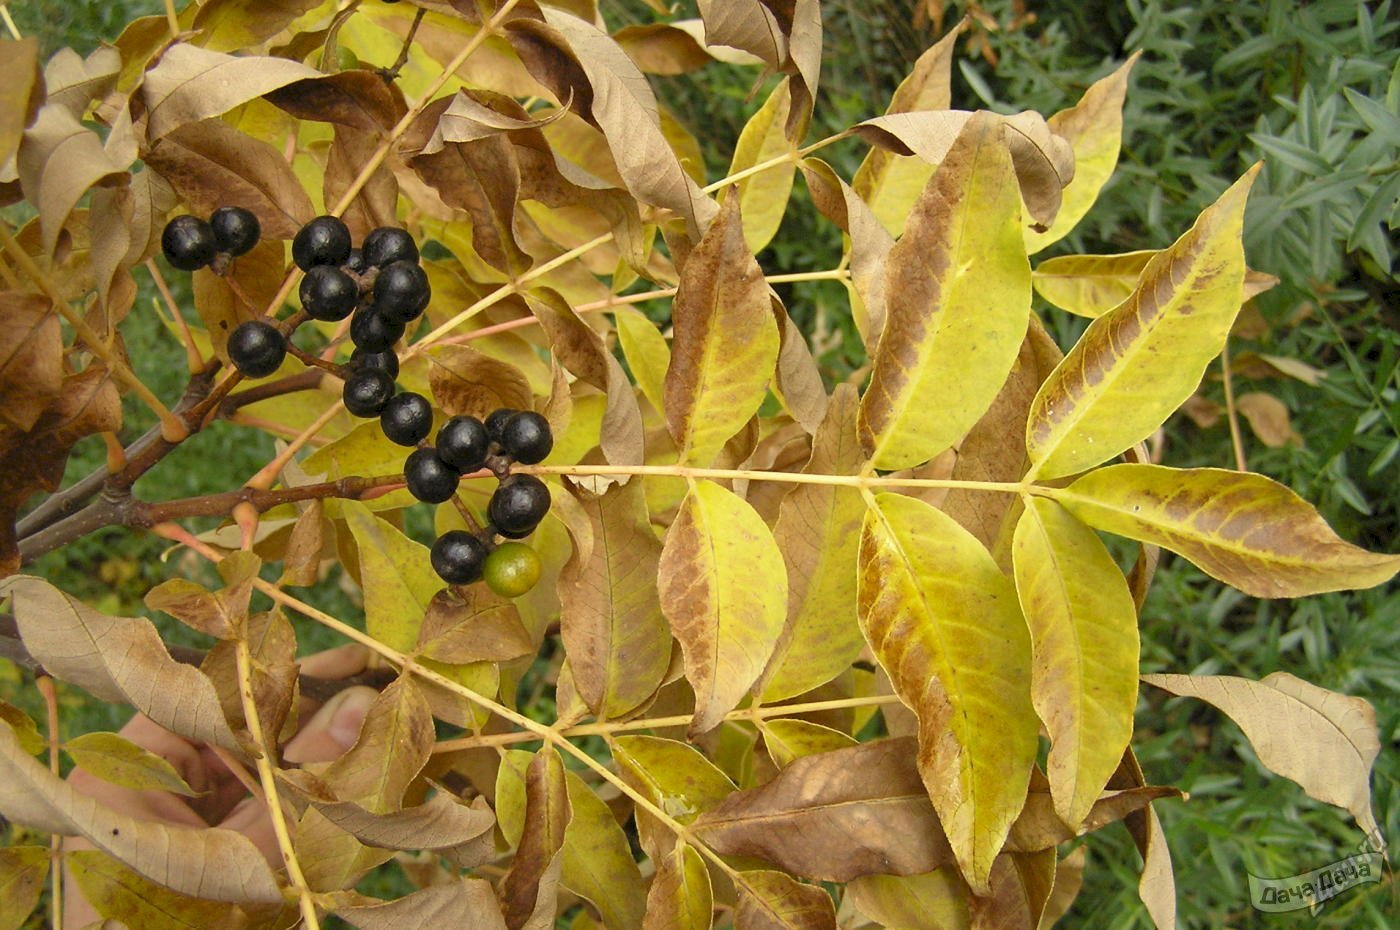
[404,448,459,503]
[350,347,399,379]
[349,308,405,353]
[343,369,395,417]
[500,411,553,464]
[210,206,260,257]
[431,530,488,584]
[488,475,551,538]
[292,215,352,271]
[485,408,518,444]
[343,248,367,275]
[373,260,431,323]
[437,416,490,473]
[381,392,433,446]
[362,227,419,267]
[300,265,359,321]
[227,320,286,378]
[161,215,217,271]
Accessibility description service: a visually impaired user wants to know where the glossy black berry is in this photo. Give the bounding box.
[350,347,399,379]
[500,411,553,464]
[210,206,260,257]
[485,408,519,444]
[488,475,551,538]
[362,227,419,268]
[431,530,488,585]
[373,260,431,323]
[343,248,367,275]
[161,215,217,271]
[227,320,286,378]
[292,215,352,271]
[437,416,490,473]
[349,308,405,353]
[381,391,433,446]
[404,448,458,503]
[300,265,359,321]
[343,369,395,417]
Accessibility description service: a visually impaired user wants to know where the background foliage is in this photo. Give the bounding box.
[3,0,1396,927]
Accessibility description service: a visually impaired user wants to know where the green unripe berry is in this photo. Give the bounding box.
[483,542,541,598]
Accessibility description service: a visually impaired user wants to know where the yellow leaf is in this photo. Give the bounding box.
[734,869,836,930]
[1012,498,1139,827]
[727,79,796,252]
[1143,672,1382,838]
[658,480,787,735]
[1025,166,1261,480]
[663,193,780,466]
[858,492,1038,893]
[1030,249,1157,318]
[759,385,866,702]
[853,22,961,236]
[846,869,969,930]
[1024,54,1139,253]
[859,112,1032,470]
[642,842,712,930]
[759,719,856,767]
[0,846,47,930]
[63,732,197,797]
[1056,464,1400,597]
[66,850,248,929]
[616,305,672,414]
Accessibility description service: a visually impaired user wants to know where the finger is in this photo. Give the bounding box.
[115,714,209,795]
[218,796,282,865]
[298,643,371,680]
[283,685,377,765]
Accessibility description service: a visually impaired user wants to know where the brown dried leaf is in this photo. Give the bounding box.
[615,23,715,75]
[415,587,534,665]
[314,793,496,868]
[663,192,779,466]
[734,869,836,930]
[0,37,41,174]
[337,877,508,930]
[1229,351,1323,386]
[968,850,1056,930]
[280,499,325,587]
[321,673,434,814]
[0,293,61,431]
[0,722,281,903]
[144,117,316,240]
[42,46,119,117]
[142,43,320,140]
[193,237,288,365]
[1235,392,1302,447]
[1142,672,1381,838]
[266,68,405,132]
[200,608,298,746]
[1038,846,1088,929]
[427,344,534,419]
[17,103,132,255]
[643,841,713,930]
[501,748,573,930]
[557,479,671,718]
[772,299,828,434]
[144,549,260,640]
[1,575,240,750]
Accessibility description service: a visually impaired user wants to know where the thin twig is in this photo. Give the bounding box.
[37,676,62,930]
[379,6,427,82]
[162,0,179,37]
[145,259,204,372]
[1220,339,1248,471]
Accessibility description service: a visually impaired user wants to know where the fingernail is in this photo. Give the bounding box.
[328,689,375,749]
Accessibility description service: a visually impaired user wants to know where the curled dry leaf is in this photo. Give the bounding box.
[0,37,42,172]
[144,549,260,640]
[0,722,282,903]
[1234,392,1302,448]
[18,103,133,256]
[500,749,573,930]
[0,293,62,433]
[969,850,1056,930]
[614,22,716,75]
[659,480,788,736]
[1025,166,1260,480]
[337,877,508,930]
[320,672,435,814]
[313,792,497,868]
[664,192,779,467]
[0,575,241,750]
[1142,671,1382,838]
[1057,464,1400,597]
[858,111,1032,471]
[142,43,320,140]
[734,868,837,930]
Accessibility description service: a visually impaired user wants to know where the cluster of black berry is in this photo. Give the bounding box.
[425,408,554,597]
[159,208,556,598]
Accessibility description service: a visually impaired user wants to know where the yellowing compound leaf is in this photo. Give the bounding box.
[727,79,796,252]
[0,575,240,750]
[0,723,281,903]
[858,112,1031,470]
[142,43,320,140]
[759,719,856,767]
[65,849,253,930]
[1024,54,1139,253]
[1057,464,1400,597]
[63,731,197,797]
[659,480,787,735]
[858,493,1037,892]
[852,20,962,236]
[1030,249,1157,318]
[0,846,46,930]
[693,738,952,882]
[643,841,713,930]
[1142,672,1382,838]
[759,385,866,702]
[734,869,836,930]
[558,479,671,718]
[1025,166,1260,479]
[337,877,507,930]
[1011,498,1138,828]
[192,0,325,53]
[500,748,572,930]
[846,868,969,930]
[616,305,671,414]
[664,193,779,466]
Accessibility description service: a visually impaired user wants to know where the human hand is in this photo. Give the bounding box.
[61,643,379,928]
